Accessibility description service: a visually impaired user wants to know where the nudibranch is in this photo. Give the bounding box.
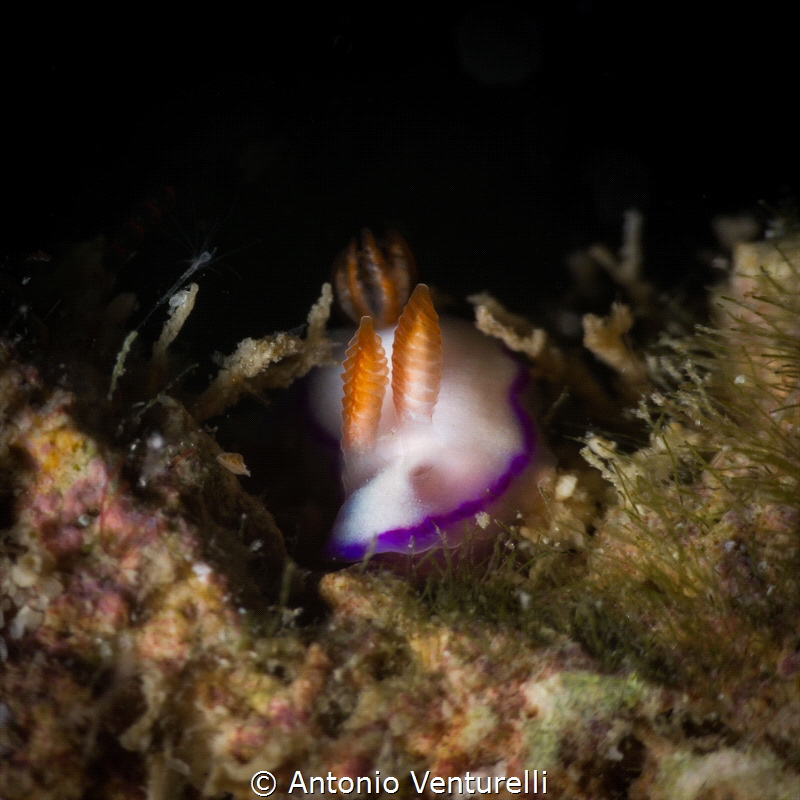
[308,230,540,562]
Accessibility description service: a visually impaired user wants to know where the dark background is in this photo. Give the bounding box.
[4,4,796,357]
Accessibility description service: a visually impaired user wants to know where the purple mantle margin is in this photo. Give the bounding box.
[327,360,537,561]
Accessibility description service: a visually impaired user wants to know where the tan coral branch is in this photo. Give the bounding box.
[191,283,334,421]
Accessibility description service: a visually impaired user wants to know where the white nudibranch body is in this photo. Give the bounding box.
[307,284,537,561]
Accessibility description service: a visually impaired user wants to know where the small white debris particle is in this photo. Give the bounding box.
[555,473,578,500]
[169,289,191,309]
[475,511,491,529]
[192,562,212,582]
[606,745,623,761]
[734,374,746,385]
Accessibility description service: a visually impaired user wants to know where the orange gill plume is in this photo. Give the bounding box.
[333,229,418,327]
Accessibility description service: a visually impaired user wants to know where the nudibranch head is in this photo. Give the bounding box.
[308,245,539,562]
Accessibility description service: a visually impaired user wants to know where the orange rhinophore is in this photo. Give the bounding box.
[391,284,442,424]
[341,315,389,455]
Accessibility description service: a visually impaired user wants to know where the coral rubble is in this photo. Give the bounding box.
[1,230,798,799]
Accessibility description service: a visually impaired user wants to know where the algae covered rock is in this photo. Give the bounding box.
[1,230,798,798]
